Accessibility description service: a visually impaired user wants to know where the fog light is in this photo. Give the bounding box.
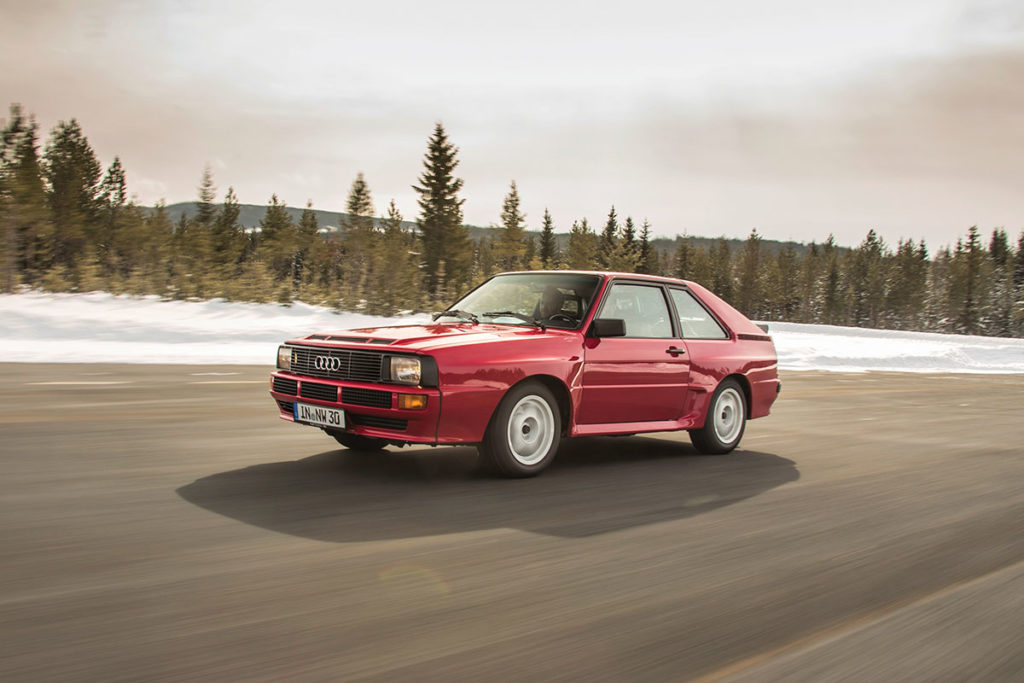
[397,394,428,410]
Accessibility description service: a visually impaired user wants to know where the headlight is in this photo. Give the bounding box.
[390,356,421,385]
[277,345,292,370]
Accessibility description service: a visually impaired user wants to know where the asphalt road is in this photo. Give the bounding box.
[2,364,1023,681]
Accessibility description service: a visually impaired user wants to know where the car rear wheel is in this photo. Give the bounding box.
[479,381,561,477]
[329,431,389,452]
[689,378,746,455]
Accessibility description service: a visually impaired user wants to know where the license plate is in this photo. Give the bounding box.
[293,402,345,429]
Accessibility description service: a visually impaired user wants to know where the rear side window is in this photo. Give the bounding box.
[669,289,728,339]
[597,284,673,338]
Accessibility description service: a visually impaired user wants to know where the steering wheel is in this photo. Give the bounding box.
[548,313,577,325]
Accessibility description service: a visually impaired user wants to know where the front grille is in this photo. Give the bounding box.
[289,346,385,382]
[342,386,392,409]
[273,377,298,395]
[348,414,408,431]
[299,381,338,402]
[277,400,294,414]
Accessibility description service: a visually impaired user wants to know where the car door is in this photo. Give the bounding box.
[666,286,732,374]
[578,282,690,424]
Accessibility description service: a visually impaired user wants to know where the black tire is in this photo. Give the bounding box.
[479,381,562,478]
[329,431,389,452]
[689,378,747,455]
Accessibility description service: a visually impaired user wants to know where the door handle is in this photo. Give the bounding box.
[666,346,686,356]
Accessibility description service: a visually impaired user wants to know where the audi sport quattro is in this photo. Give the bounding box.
[270,271,780,477]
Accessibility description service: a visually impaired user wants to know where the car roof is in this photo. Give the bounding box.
[494,270,697,288]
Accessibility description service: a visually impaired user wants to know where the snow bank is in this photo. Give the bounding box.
[1,291,1022,373]
[765,321,1024,373]
[0,291,427,365]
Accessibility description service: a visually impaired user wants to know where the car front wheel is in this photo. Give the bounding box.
[689,378,746,454]
[479,381,561,477]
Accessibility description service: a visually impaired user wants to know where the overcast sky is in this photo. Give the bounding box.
[2,0,1022,247]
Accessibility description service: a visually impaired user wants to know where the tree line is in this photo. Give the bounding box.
[2,103,1023,336]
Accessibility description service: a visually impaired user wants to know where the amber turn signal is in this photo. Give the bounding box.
[397,394,428,410]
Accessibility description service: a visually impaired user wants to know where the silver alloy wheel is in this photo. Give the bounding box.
[713,387,744,444]
[506,394,556,466]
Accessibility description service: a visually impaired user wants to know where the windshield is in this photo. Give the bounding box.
[440,273,603,329]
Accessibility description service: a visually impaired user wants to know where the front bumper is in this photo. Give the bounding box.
[269,371,442,444]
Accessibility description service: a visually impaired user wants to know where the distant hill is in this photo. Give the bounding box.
[160,202,419,233]
[158,202,823,256]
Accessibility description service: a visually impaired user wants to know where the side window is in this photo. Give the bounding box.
[597,284,673,338]
[669,289,728,339]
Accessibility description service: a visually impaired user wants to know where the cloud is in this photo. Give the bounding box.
[2,1,1023,248]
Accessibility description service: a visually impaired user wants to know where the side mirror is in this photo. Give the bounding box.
[590,318,626,337]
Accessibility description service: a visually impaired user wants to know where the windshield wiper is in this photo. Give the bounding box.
[432,309,479,324]
[482,311,546,330]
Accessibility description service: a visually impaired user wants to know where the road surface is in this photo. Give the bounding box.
[2,364,1023,681]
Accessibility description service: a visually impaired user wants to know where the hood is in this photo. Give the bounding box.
[287,322,566,352]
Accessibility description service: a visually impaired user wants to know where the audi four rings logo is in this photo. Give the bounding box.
[313,355,343,372]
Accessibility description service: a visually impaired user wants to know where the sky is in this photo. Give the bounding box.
[2,0,1023,248]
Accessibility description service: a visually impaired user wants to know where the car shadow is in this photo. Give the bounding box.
[176,436,798,540]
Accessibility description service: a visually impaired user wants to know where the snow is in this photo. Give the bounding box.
[765,321,1024,374]
[1,291,1023,373]
[0,291,428,365]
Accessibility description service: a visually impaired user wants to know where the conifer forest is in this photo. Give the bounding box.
[2,103,1022,336]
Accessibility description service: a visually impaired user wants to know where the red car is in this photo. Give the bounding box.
[270,271,779,477]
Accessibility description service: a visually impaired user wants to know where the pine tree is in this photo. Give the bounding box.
[848,229,889,328]
[989,229,1009,267]
[195,165,217,226]
[342,172,374,240]
[1015,231,1024,291]
[43,118,101,269]
[708,238,734,303]
[477,237,496,279]
[538,208,557,268]
[1,104,50,288]
[598,206,618,269]
[605,215,639,272]
[819,236,843,325]
[98,157,126,209]
[341,173,377,307]
[673,236,694,280]
[96,156,127,275]
[956,226,984,334]
[565,218,598,269]
[255,194,298,298]
[1012,232,1024,336]
[412,123,470,297]
[886,239,928,329]
[924,245,952,331]
[290,199,320,292]
[734,229,764,316]
[771,243,799,321]
[139,200,173,295]
[372,200,419,315]
[637,219,654,274]
[176,167,223,295]
[622,216,636,249]
[526,235,539,267]
[496,180,526,270]
[211,187,243,271]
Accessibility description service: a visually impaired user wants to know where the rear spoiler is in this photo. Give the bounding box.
[756,323,770,333]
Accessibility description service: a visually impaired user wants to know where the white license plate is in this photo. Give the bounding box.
[293,402,345,429]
